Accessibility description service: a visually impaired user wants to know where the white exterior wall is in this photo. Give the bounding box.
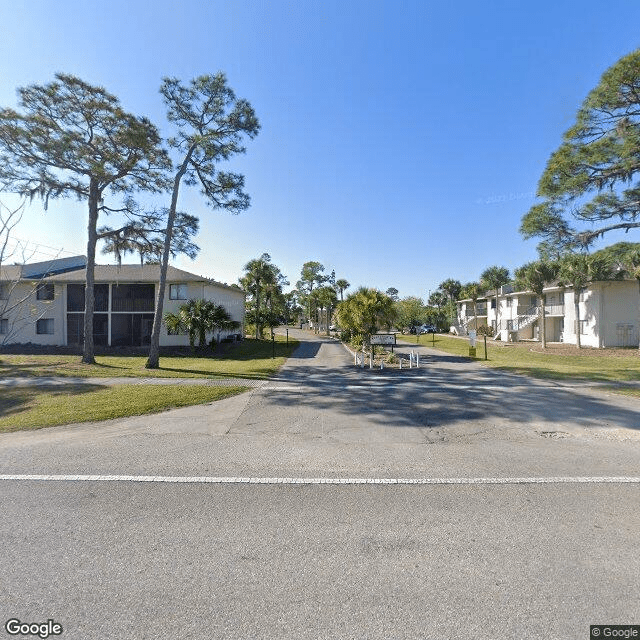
[0,281,66,346]
[599,281,639,347]
[458,281,639,348]
[2,278,245,348]
[161,281,245,346]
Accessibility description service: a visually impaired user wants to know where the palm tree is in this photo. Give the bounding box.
[439,279,462,325]
[336,287,397,346]
[314,285,338,335]
[206,303,240,346]
[461,282,482,332]
[557,254,589,349]
[480,266,511,336]
[335,278,350,302]
[514,260,559,349]
[240,253,273,339]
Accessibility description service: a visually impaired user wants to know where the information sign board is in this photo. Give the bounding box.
[370,334,396,345]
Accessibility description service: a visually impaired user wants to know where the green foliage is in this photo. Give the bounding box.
[439,278,462,302]
[164,299,239,350]
[385,287,399,301]
[480,265,511,293]
[335,287,397,342]
[521,49,640,254]
[0,73,170,364]
[147,72,260,368]
[428,291,447,309]
[514,260,559,296]
[240,253,288,339]
[394,296,427,329]
[476,324,494,337]
[335,278,350,301]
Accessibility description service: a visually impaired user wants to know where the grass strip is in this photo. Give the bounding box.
[396,334,640,384]
[0,384,248,432]
[0,336,299,380]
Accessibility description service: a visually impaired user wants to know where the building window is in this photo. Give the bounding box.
[0,283,8,300]
[577,320,587,335]
[36,319,54,334]
[169,284,188,300]
[506,297,512,308]
[36,283,55,300]
[0,318,8,334]
[67,283,108,312]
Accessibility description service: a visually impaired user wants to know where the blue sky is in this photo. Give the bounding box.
[1,0,639,299]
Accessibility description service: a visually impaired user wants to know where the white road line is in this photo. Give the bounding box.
[0,475,638,485]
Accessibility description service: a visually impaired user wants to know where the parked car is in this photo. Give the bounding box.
[415,324,436,334]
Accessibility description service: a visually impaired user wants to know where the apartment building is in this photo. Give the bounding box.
[456,280,639,348]
[0,256,245,348]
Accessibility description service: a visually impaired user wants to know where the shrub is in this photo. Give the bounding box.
[476,324,493,337]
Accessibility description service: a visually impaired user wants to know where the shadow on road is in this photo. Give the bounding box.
[264,346,640,435]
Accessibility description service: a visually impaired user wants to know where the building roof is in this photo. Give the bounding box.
[45,264,244,293]
[1,257,244,294]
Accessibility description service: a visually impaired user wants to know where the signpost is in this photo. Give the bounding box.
[468,330,477,358]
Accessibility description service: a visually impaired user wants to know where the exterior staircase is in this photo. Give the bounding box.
[495,306,539,341]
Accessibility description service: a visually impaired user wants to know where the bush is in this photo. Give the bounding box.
[350,334,364,349]
[339,329,352,343]
[476,324,493,337]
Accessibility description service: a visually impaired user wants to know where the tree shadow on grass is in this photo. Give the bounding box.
[0,384,105,422]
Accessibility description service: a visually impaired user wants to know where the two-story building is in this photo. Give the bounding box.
[0,256,245,348]
[456,280,639,348]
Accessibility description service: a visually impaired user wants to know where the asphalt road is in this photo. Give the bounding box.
[1,329,639,639]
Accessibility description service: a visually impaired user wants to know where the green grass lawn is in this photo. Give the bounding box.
[0,384,248,432]
[0,336,299,380]
[396,333,640,387]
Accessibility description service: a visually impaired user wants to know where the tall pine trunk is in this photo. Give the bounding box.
[540,299,547,349]
[146,147,195,369]
[82,178,99,364]
[574,290,582,349]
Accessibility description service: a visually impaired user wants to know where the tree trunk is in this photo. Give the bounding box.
[82,179,100,364]
[146,146,195,369]
[255,284,261,339]
[574,295,582,349]
[637,280,640,350]
[540,299,547,349]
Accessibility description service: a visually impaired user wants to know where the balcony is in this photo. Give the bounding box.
[465,306,487,317]
[111,298,155,312]
[544,304,565,316]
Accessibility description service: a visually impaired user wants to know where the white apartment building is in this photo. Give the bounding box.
[456,280,639,348]
[0,256,245,348]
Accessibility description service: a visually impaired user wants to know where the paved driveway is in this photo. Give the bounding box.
[1,330,639,639]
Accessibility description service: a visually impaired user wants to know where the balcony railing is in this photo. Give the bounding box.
[111,298,155,312]
[544,304,564,316]
[465,306,487,317]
